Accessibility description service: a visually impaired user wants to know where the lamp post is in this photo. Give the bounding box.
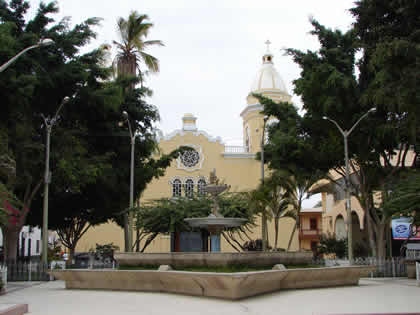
[261,116,268,251]
[0,38,54,73]
[41,96,69,265]
[323,108,375,263]
[122,111,136,252]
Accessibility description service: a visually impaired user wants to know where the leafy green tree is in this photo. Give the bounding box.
[134,193,255,252]
[113,11,163,86]
[1,1,178,260]
[257,0,418,258]
[0,0,107,261]
[382,171,420,226]
[350,0,420,149]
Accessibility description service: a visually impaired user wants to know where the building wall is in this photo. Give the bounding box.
[76,52,300,254]
[76,122,299,253]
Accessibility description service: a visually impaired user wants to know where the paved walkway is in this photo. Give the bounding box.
[0,278,419,315]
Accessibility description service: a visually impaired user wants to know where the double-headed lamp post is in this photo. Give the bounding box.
[122,111,136,252]
[322,108,376,263]
[41,96,70,265]
[0,38,54,73]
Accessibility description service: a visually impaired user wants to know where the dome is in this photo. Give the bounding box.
[250,52,288,94]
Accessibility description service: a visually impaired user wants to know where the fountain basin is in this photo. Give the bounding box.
[49,265,375,300]
[203,184,229,195]
[184,216,247,228]
[114,251,313,267]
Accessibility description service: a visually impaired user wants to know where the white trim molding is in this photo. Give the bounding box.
[240,104,264,119]
[159,129,224,144]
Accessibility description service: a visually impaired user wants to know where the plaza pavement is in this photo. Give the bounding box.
[1,278,419,315]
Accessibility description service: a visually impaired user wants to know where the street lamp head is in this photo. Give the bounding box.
[122,111,128,118]
[322,116,327,120]
[39,38,54,46]
[369,107,376,113]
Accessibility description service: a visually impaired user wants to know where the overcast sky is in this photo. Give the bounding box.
[27,0,356,206]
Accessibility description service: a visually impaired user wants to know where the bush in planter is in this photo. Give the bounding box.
[242,239,272,251]
[317,234,347,259]
[92,243,119,263]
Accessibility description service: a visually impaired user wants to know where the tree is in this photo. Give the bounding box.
[0,0,107,261]
[246,185,272,251]
[134,193,255,252]
[350,0,420,149]
[248,173,290,251]
[257,0,418,259]
[1,1,177,261]
[263,173,290,250]
[113,11,164,87]
[382,171,420,226]
[113,11,164,250]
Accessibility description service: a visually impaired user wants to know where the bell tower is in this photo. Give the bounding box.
[241,41,292,154]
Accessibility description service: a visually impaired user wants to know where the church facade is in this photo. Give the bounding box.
[76,47,300,253]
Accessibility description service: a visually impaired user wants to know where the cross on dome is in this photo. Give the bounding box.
[265,40,271,53]
[262,40,273,64]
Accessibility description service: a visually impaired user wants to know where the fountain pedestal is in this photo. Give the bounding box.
[184,170,247,236]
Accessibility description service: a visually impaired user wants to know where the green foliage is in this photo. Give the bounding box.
[382,171,420,225]
[136,193,252,234]
[91,243,119,262]
[0,181,22,227]
[0,1,179,259]
[113,11,164,85]
[136,197,211,234]
[134,193,254,252]
[317,234,347,259]
[242,239,272,251]
[255,1,419,258]
[47,240,62,262]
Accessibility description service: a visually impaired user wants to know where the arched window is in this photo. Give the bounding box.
[172,179,182,197]
[245,127,250,152]
[184,179,194,198]
[197,179,206,196]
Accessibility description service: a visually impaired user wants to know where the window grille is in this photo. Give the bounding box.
[185,179,194,198]
[173,179,182,197]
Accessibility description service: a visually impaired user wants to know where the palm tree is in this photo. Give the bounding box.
[273,171,324,251]
[247,186,272,250]
[113,11,164,86]
[263,174,290,250]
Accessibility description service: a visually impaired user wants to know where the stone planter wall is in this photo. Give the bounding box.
[50,265,374,300]
[115,251,313,267]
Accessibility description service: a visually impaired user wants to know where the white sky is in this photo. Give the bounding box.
[27,0,356,207]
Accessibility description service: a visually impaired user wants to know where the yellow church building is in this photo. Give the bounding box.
[76,47,301,253]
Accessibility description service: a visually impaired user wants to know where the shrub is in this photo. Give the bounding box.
[242,239,272,251]
[317,234,347,259]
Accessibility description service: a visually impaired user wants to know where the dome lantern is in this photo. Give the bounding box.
[250,40,288,94]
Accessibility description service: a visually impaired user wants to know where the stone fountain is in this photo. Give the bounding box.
[50,167,373,299]
[184,169,246,234]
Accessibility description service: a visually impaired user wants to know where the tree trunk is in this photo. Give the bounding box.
[4,227,20,262]
[376,221,388,260]
[274,218,279,250]
[287,221,297,251]
[69,246,76,266]
[364,198,377,257]
[262,212,267,251]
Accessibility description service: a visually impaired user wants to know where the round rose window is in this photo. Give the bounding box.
[181,149,200,168]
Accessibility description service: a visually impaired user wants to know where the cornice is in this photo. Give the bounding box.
[158,129,224,144]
